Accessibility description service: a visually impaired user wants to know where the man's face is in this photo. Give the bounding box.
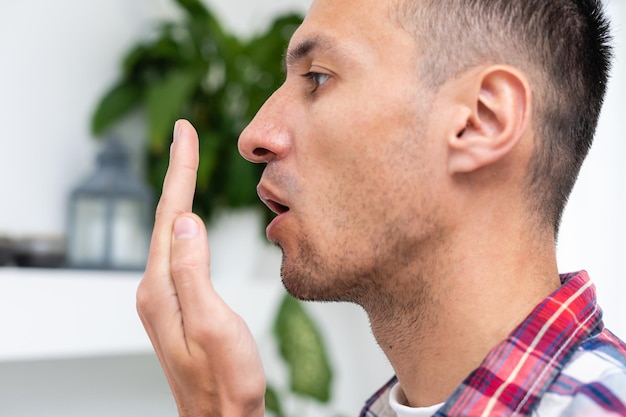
[238,0,448,303]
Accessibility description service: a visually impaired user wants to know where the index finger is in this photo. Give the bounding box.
[146,119,200,274]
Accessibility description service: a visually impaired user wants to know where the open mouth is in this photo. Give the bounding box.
[265,199,290,215]
[257,183,290,217]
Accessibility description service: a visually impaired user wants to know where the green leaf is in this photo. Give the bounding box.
[196,130,221,192]
[91,82,141,136]
[273,295,333,403]
[242,14,302,120]
[264,384,286,417]
[224,145,263,207]
[174,0,210,19]
[89,4,303,222]
[123,42,173,77]
[146,68,200,152]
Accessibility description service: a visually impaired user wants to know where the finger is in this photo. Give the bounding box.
[146,119,199,275]
[168,214,226,344]
[137,120,199,338]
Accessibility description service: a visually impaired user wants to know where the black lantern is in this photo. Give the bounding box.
[67,138,153,270]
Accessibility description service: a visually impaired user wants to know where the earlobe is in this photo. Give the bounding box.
[448,66,531,175]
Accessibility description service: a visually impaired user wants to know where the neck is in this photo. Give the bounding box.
[362,218,560,408]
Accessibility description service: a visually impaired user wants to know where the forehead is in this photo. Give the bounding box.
[303,0,394,28]
[287,0,411,64]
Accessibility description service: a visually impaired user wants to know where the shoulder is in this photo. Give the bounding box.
[533,329,626,416]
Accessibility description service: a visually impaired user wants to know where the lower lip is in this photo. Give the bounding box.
[266,212,288,242]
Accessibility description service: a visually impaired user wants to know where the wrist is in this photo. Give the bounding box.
[175,394,265,417]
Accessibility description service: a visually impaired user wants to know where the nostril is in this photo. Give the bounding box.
[253,147,270,157]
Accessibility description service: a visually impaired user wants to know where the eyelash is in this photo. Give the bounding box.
[301,71,330,94]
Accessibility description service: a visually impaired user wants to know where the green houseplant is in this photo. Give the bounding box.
[91,1,344,415]
[92,0,299,220]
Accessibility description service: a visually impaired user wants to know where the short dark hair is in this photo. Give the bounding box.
[392,0,613,233]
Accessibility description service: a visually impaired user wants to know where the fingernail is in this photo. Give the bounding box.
[173,120,183,142]
[174,216,198,240]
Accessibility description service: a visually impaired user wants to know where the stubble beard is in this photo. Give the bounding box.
[278,237,370,305]
[275,107,440,328]
[277,225,435,314]
[278,225,441,356]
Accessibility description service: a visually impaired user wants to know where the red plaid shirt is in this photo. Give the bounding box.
[360,271,626,416]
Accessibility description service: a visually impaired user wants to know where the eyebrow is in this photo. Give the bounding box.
[282,36,333,73]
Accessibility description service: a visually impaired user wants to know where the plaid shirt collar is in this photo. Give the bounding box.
[360,271,603,417]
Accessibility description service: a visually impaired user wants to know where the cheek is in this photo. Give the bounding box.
[293,84,439,239]
[290,167,370,255]
[299,155,413,250]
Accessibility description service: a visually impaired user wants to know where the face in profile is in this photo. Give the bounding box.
[239,0,448,304]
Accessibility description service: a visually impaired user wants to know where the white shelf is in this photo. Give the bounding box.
[0,267,393,416]
[0,267,283,362]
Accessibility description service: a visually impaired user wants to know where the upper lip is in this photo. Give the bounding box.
[257,183,290,215]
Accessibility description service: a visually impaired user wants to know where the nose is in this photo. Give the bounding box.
[238,88,291,164]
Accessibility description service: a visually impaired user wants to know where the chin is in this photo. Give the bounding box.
[279,255,322,301]
[279,254,365,304]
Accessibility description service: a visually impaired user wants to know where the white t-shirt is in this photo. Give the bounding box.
[388,382,444,417]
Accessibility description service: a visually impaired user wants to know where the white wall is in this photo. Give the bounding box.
[0,353,177,417]
[557,0,626,340]
[0,1,624,416]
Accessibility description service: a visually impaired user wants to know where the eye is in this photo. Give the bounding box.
[301,71,330,94]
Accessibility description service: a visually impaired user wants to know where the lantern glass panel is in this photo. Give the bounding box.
[111,198,149,267]
[70,197,107,264]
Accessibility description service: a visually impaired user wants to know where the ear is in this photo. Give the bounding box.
[447,66,531,174]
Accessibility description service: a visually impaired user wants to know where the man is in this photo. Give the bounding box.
[136,0,626,415]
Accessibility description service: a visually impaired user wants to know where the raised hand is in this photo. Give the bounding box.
[136,120,266,417]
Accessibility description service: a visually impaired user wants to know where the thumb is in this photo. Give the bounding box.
[170,214,216,323]
[173,215,203,241]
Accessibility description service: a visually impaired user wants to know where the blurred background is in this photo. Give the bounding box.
[0,0,624,416]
